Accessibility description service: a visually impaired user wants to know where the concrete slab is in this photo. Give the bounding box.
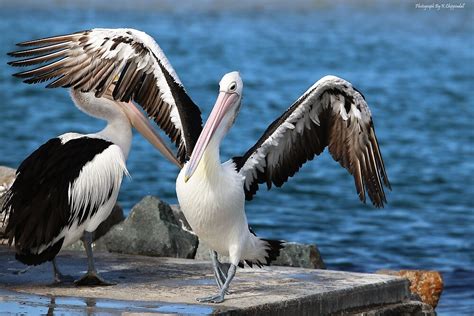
[0,246,409,315]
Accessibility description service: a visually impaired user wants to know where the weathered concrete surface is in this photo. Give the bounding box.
[350,300,435,316]
[0,245,411,315]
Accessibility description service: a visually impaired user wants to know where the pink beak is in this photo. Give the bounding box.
[116,100,182,168]
[184,91,238,182]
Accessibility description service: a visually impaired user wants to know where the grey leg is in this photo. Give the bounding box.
[74,231,115,286]
[52,258,73,284]
[210,250,230,293]
[197,264,237,303]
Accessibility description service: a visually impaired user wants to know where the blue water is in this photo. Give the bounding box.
[0,1,472,314]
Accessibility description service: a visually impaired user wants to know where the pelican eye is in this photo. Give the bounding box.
[229,82,237,91]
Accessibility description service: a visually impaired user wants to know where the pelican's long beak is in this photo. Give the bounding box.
[184,91,238,182]
[117,100,181,168]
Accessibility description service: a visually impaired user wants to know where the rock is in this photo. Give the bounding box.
[0,166,16,194]
[0,212,7,240]
[195,240,326,269]
[376,269,443,309]
[0,166,16,239]
[100,196,198,258]
[272,242,326,269]
[64,204,125,252]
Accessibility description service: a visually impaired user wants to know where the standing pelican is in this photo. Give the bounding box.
[4,28,202,285]
[1,86,180,284]
[6,29,390,301]
[177,72,390,302]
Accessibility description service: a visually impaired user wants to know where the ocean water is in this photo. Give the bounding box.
[0,1,472,314]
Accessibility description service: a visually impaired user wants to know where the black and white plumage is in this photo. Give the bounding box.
[7,28,390,302]
[8,28,203,163]
[3,136,125,265]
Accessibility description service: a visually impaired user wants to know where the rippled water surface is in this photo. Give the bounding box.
[0,1,472,314]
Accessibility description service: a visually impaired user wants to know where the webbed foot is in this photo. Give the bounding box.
[198,262,237,304]
[196,293,225,304]
[74,272,115,286]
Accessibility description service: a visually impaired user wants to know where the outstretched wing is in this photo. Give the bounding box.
[8,28,202,163]
[232,75,391,207]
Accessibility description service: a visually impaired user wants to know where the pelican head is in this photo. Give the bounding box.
[70,88,181,168]
[185,71,243,182]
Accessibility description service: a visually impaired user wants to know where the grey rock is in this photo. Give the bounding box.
[272,242,326,269]
[0,166,15,189]
[100,196,198,258]
[0,212,7,239]
[65,238,108,252]
[195,240,325,269]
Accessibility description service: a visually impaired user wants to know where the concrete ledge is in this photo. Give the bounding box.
[0,246,410,315]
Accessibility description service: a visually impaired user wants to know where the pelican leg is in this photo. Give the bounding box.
[74,231,115,286]
[210,250,230,294]
[52,258,74,284]
[197,264,236,304]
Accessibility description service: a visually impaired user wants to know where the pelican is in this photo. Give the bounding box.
[6,29,390,302]
[176,71,390,302]
[3,52,180,284]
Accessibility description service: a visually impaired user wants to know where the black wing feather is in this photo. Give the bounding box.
[233,76,390,207]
